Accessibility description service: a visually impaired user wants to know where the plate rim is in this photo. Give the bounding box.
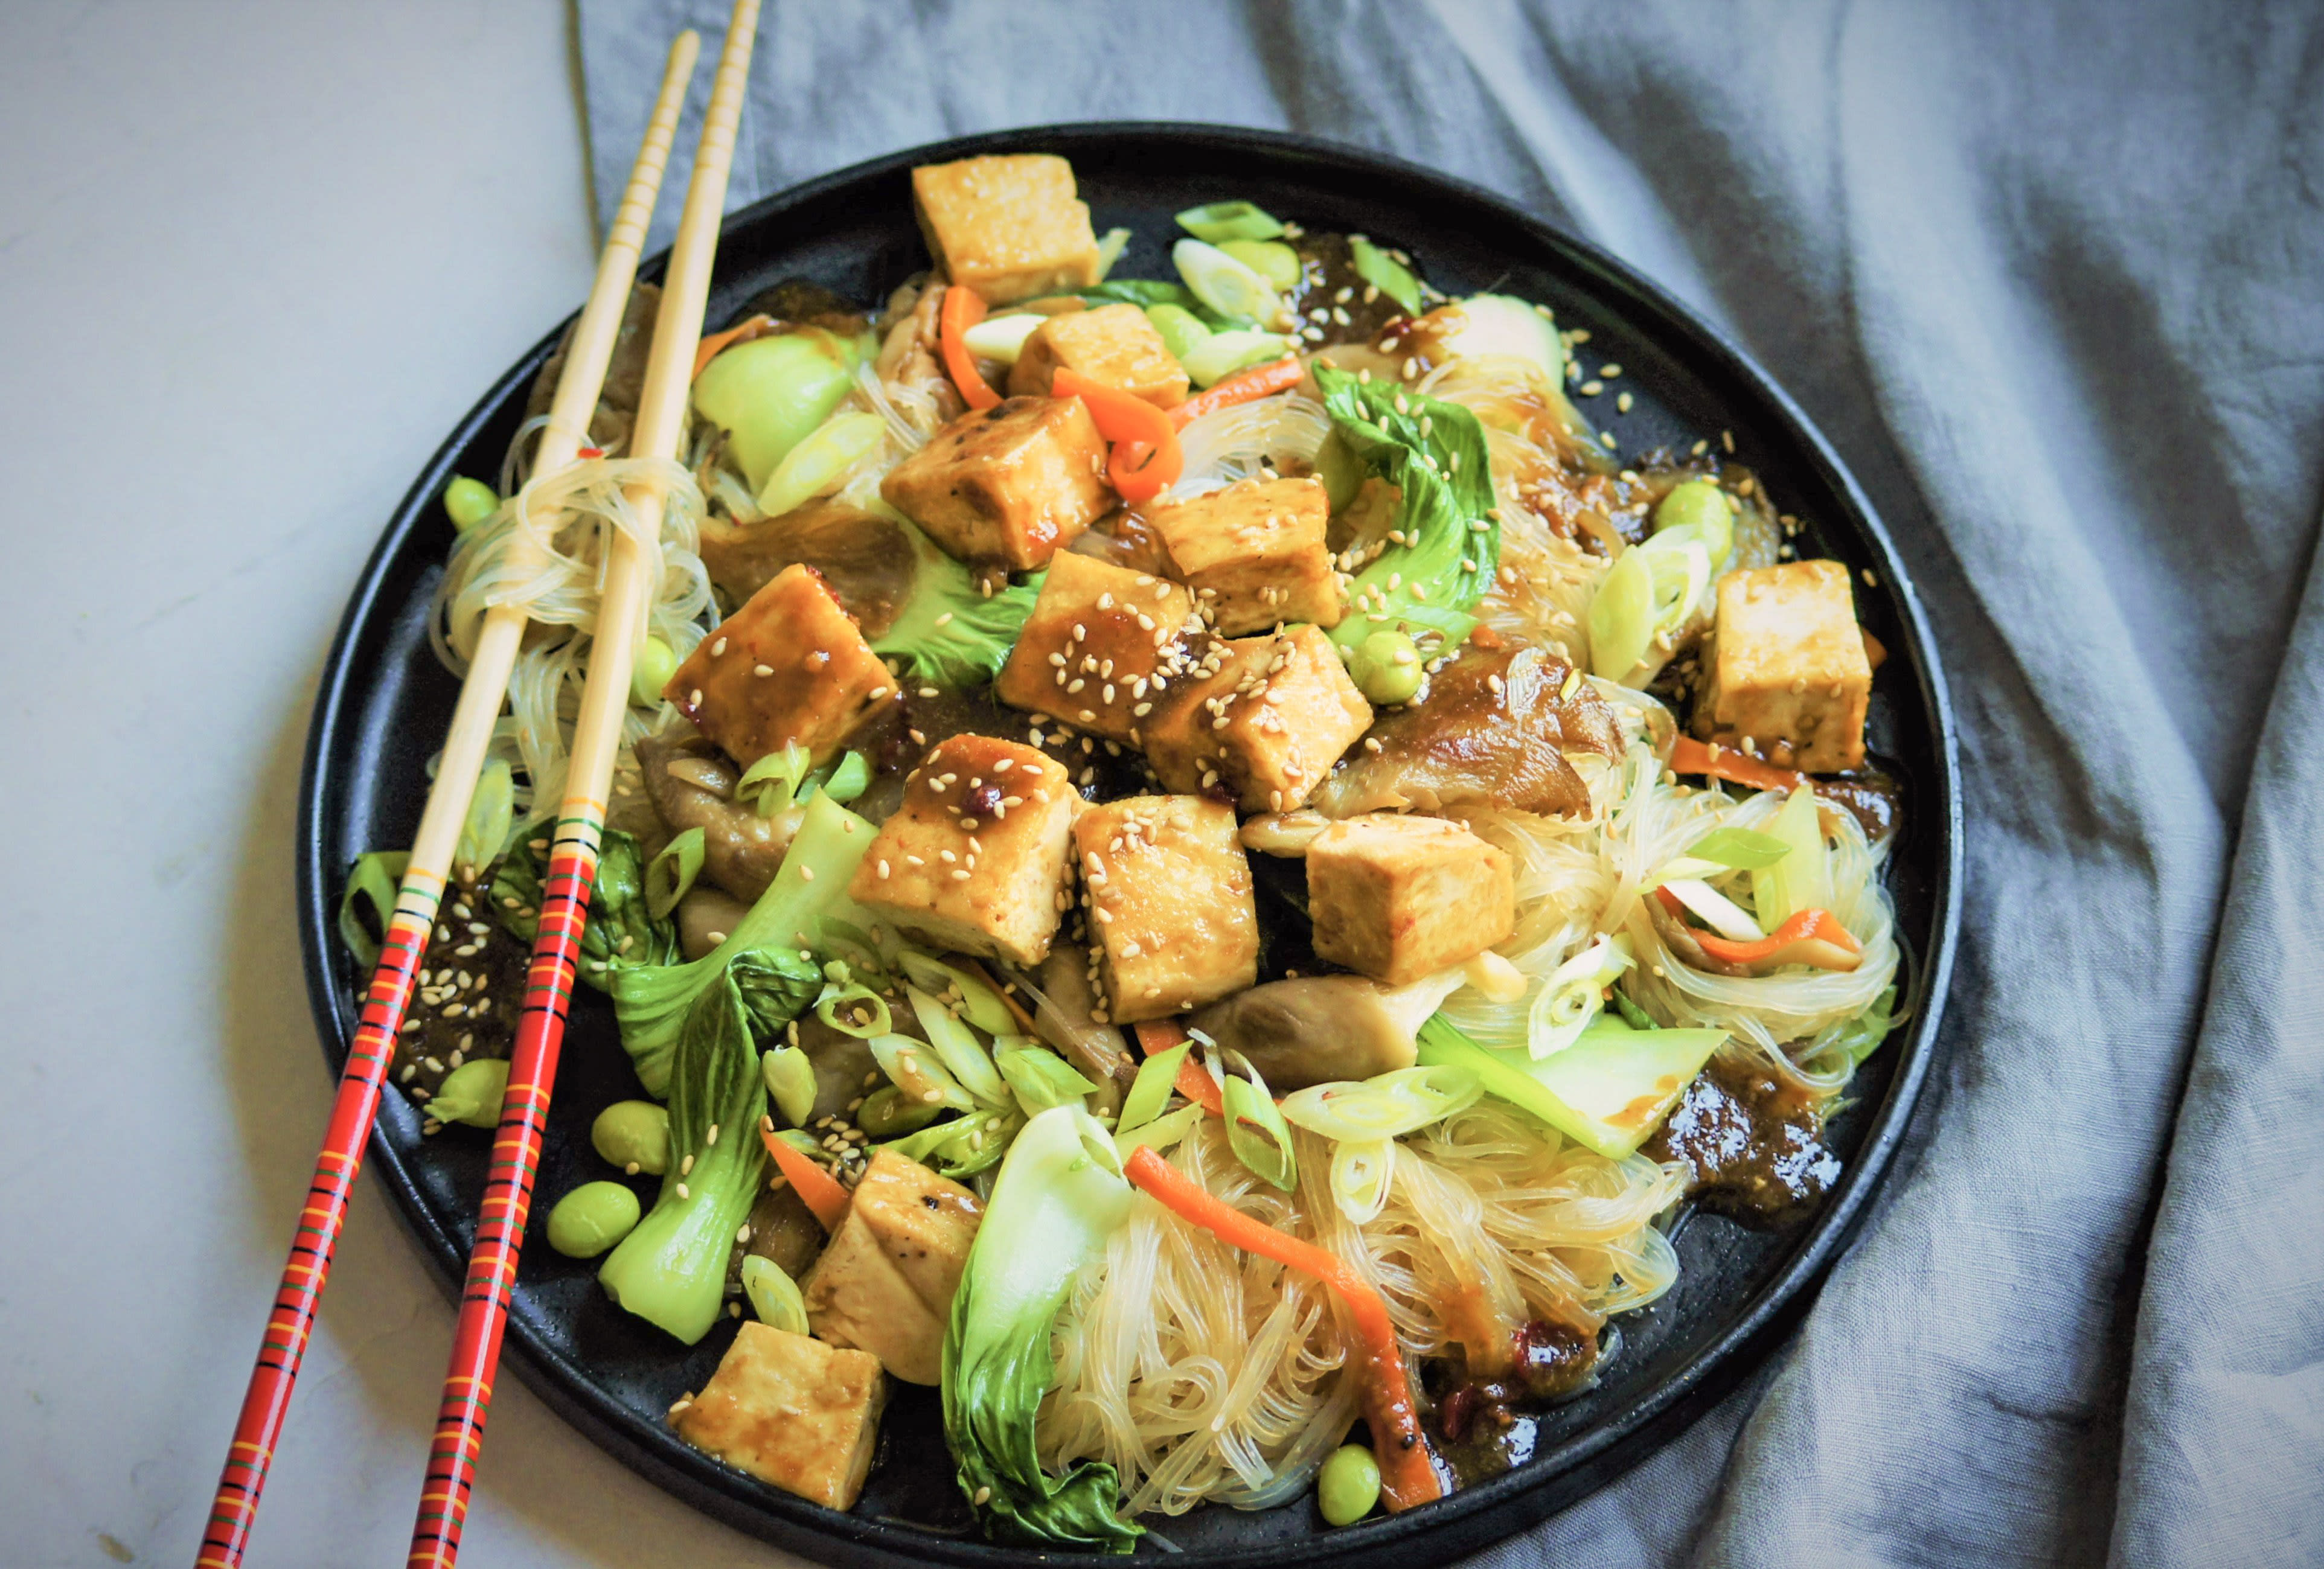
[296,119,1961,1567]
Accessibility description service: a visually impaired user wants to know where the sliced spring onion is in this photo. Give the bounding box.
[1348,236,1421,315]
[736,742,813,817]
[883,1103,1020,1178]
[1114,1101,1203,1162]
[1117,1039,1193,1134]
[1750,784,1832,930]
[1587,545,1656,680]
[644,827,705,921]
[740,1254,810,1335]
[1685,826,1794,870]
[1653,479,1735,563]
[1093,225,1133,279]
[455,758,516,872]
[1175,200,1286,244]
[1526,933,1634,1060]
[761,1046,818,1127]
[1222,1054,1298,1190]
[1173,238,1284,328]
[1218,238,1301,291]
[1179,328,1294,389]
[1417,1016,1726,1160]
[994,1037,1100,1114]
[869,1032,977,1113]
[1278,1064,1482,1143]
[1636,526,1712,636]
[820,750,871,805]
[756,409,885,519]
[1660,878,1765,942]
[959,311,1047,365]
[904,984,1010,1106]
[816,980,892,1039]
[337,850,409,970]
[1329,1139,1395,1224]
[897,952,1017,1038]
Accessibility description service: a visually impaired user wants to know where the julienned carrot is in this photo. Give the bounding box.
[1695,906,1863,971]
[1051,367,1182,503]
[761,1125,851,1230]
[1122,1146,1442,1512]
[940,285,1001,411]
[1169,353,1305,429]
[1668,735,1813,795]
[692,313,773,379]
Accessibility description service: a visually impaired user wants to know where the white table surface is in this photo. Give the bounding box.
[1,5,811,1564]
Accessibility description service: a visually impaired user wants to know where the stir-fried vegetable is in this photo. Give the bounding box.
[1175,200,1285,244]
[1052,367,1183,502]
[1751,784,1834,930]
[871,518,1046,688]
[939,284,1002,411]
[1416,1015,1726,1160]
[1169,353,1305,426]
[492,828,679,993]
[1314,363,1501,656]
[1348,236,1422,315]
[945,1106,1142,1551]
[691,327,862,488]
[760,1125,850,1229]
[1526,933,1634,1059]
[1277,1064,1481,1142]
[644,828,705,921]
[1172,238,1285,327]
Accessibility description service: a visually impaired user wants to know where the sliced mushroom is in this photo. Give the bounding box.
[1009,948,1136,1115]
[696,501,918,634]
[1184,971,1464,1091]
[633,727,804,903]
[1238,810,1331,857]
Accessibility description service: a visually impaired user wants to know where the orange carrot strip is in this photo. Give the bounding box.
[1123,1146,1443,1511]
[760,1125,851,1230]
[1668,735,1813,795]
[1132,1020,1220,1116]
[692,314,774,380]
[939,285,1001,410]
[1168,353,1305,429]
[1052,366,1182,503]
[1695,907,1863,971]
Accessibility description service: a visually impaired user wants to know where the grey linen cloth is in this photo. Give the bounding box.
[576,3,2324,1562]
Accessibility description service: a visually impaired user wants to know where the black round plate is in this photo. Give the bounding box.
[299,124,1960,1568]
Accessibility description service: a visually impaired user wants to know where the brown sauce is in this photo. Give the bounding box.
[1421,1318,1602,1488]
[1288,233,1410,347]
[1817,770,1903,844]
[1644,1052,1841,1229]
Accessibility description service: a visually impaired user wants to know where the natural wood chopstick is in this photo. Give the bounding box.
[193,31,702,1569]
[402,4,761,1564]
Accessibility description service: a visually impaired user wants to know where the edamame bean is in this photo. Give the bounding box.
[1217,238,1302,292]
[591,1099,671,1176]
[855,1084,939,1138]
[443,476,499,531]
[1653,479,1733,562]
[1349,630,1424,706]
[546,1181,641,1259]
[1144,303,1212,363]
[427,1058,508,1129]
[1316,1443,1381,1526]
[630,634,679,709]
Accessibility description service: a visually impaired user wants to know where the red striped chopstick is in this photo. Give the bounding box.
[193,34,703,1569]
[404,5,762,1563]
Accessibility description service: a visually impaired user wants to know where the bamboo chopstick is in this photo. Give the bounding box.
[403,4,761,1564]
[192,33,702,1569]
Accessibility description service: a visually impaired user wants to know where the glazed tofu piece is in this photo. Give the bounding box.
[994,551,1200,744]
[799,1149,984,1387]
[671,1323,886,1510]
[879,395,1112,570]
[1008,302,1190,408]
[847,734,1078,967]
[912,153,1105,306]
[666,563,895,768]
[1305,813,1516,985]
[1074,795,1258,1022]
[1148,475,1343,636]
[1694,560,1872,772]
[1145,625,1373,813]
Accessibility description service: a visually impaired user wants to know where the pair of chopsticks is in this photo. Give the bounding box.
[197,5,761,1567]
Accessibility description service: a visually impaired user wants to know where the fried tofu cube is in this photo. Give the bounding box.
[672,1323,886,1510]
[1305,814,1516,985]
[994,551,1200,744]
[1150,476,1343,636]
[1074,795,1258,1021]
[1008,302,1190,408]
[667,563,895,768]
[879,395,1112,570]
[1145,625,1373,813]
[912,154,1103,306]
[847,734,1078,967]
[799,1149,984,1387]
[1694,560,1872,772]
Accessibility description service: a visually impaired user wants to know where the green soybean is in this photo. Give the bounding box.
[630,634,679,709]
[1218,238,1302,292]
[1349,630,1424,706]
[443,476,499,531]
[855,1084,940,1138]
[1654,479,1734,563]
[1145,303,1212,363]
[1317,1443,1381,1526]
[546,1181,641,1259]
[591,1099,671,1176]
[427,1058,508,1129]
